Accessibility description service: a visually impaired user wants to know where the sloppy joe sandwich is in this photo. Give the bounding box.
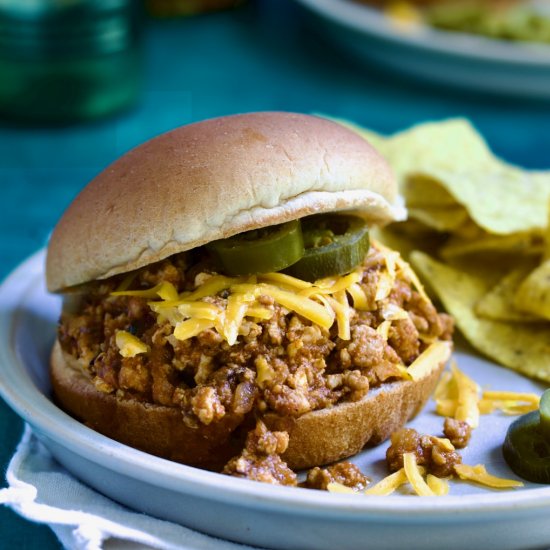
[47,112,453,478]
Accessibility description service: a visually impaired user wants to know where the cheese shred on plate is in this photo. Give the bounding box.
[362,460,521,498]
[435,363,540,424]
[479,391,540,415]
[363,460,449,497]
[364,468,411,496]
[454,464,524,489]
[426,474,449,496]
[403,453,436,497]
[326,482,357,494]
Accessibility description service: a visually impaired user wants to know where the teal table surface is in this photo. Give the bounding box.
[1,0,549,547]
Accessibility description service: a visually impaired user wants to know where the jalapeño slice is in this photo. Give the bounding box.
[285,214,370,282]
[502,392,550,484]
[540,389,550,440]
[205,219,304,276]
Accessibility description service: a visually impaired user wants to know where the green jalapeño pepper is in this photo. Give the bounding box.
[540,389,550,440]
[206,219,304,276]
[285,214,370,282]
[502,389,550,484]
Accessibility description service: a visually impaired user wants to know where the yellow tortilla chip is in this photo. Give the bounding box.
[515,260,550,321]
[378,119,498,180]
[475,263,544,323]
[345,117,550,236]
[408,206,469,232]
[403,175,457,208]
[451,219,486,240]
[413,167,550,235]
[371,226,445,262]
[440,232,544,260]
[410,251,550,382]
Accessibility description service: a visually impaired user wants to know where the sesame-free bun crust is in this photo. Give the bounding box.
[50,342,249,470]
[50,341,449,471]
[46,112,403,292]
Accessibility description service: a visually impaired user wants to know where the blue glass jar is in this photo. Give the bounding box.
[0,0,143,122]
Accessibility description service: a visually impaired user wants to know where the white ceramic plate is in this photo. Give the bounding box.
[293,0,550,98]
[1,250,550,550]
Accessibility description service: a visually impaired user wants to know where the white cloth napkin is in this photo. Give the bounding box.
[0,425,258,550]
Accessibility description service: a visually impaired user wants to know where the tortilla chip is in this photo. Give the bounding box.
[387,219,439,238]
[410,251,550,383]
[370,226,445,263]
[475,263,544,323]
[451,219,486,240]
[351,118,550,236]
[406,168,550,236]
[408,206,469,232]
[440,232,545,260]
[403,175,457,208]
[515,260,550,321]
[379,119,498,179]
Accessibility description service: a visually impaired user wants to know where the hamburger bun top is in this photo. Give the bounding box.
[46,112,404,292]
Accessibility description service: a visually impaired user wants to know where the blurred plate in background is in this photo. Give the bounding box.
[293,0,550,98]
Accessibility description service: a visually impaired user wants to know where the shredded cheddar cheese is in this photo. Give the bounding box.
[115,330,149,358]
[114,271,137,292]
[435,399,457,417]
[364,468,409,496]
[177,302,222,321]
[479,391,540,416]
[157,281,179,301]
[327,482,357,494]
[376,319,392,340]
[346,282,368,310]
[403,453,436,496]
[426,474,449,496]
[111,280,179,300]
[255,355,274,388]
[245,305,274,320]
[185,275,242,302]
[431,437,455,452]
[381,303,409,321]
[326,291,351,340]
[452,362,480,428]
[174,318,215,340]
[435,365,539,424]
[259,272,312,291]
[434,361,480,428]
[362,460,520,498]
[434,370,453,401]
[110,245,432,355]
[396,258,429,302]
[375,270,394,302]
[374,240,429,302]
[454,464,523,489]
[406,341,452,382]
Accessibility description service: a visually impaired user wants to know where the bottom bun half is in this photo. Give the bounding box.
[50,340,449,471]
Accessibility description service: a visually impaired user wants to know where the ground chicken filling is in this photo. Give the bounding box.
[58,243,453,486]
[386,428,462,478]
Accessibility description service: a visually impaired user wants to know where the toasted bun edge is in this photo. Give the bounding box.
[50,340,450,471]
